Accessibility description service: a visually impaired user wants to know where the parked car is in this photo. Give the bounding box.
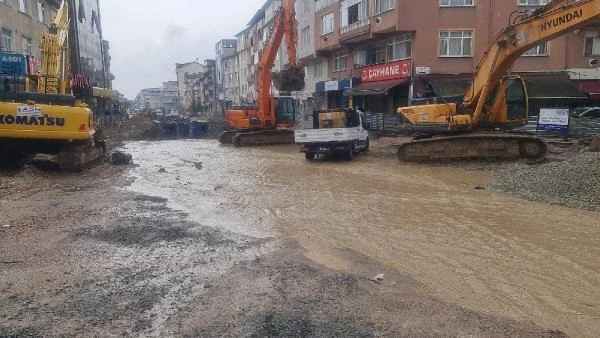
[573,107,600,119]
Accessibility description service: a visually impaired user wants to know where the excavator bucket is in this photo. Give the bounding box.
[272,66,305,92]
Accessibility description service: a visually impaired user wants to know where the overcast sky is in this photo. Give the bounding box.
[101,0,265,99]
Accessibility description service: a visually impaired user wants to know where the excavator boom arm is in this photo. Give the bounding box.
[464,0,600,124]
[257,0,299,127]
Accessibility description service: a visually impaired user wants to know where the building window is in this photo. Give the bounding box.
[517,0,549,5]
[322,12,334,35]
[440,0,474,6]
[388,35,412,61]
[439,30,473,57]
[22,36,33,56]
[314,60,324,78]
[376,0,394,13]
[300,26,311,50]
[335,53,348,71]
[1,28,13,52]
[316,0,336,12]
[37,1,46,23]
[19,0,31,15]
[585,30,600,56]
[522,42,548,56]
[340,0,369,30]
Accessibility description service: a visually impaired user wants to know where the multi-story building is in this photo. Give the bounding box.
[180,59,217,116]
[135,81,180,113]
[0,0,60,60]
[296,0,329,111]
[215,39,237,113]
[312,0,600,116]
[236,9,265,105]
[222,53,239,104]
[68,0,112,88]
[175,61,206,113]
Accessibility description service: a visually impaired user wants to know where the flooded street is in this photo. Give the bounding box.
[123,139,600,336]
[1,138,598,336]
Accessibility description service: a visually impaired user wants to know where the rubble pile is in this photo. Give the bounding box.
[491,152,600,212]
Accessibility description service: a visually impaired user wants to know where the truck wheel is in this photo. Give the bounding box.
[345,147,354,161]
[305,152,315,160]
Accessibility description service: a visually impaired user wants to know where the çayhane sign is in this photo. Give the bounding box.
[360,60,411,83]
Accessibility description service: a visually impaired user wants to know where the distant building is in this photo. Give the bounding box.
[135,81,180,113]
[181,59,217,116]
[215,39,237,113]
[175,61,206,113]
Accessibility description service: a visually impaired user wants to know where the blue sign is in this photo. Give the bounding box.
[0,53,27,76]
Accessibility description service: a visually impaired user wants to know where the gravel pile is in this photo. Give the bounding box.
[490,152,600,212]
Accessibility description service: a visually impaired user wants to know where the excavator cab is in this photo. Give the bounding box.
[274,96,296,127]
[487,76,529,128]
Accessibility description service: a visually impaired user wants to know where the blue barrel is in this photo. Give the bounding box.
[190,121,208,138]
[177,122,190,138]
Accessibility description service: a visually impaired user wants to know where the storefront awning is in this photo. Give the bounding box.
[577,81,600,99]
[344,78,409,96]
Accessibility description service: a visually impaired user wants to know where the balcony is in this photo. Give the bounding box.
[340,18,371,44]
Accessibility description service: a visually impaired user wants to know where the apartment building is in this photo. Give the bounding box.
[0,0,59,60]
[311,0,600,115]
[175,61,206,112]
[135,82,179,113]
[215,39,237,112]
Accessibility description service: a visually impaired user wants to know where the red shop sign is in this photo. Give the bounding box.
[360,60,411,83]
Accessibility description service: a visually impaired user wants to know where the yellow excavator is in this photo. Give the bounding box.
[396,0,599,162]
[0,0,104,170]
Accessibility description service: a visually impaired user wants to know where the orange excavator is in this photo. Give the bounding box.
[395,0,600,162]
[219,0,304,147]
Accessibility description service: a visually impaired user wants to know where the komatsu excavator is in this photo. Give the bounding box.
[219,0,305,147]
[0,0,104,170]
[396,0,600,162]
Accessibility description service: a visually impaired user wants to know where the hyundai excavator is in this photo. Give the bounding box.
[396,0,600,162]
[0,0,104,170]
[219,0,305,147]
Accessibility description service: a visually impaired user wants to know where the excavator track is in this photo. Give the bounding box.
[397,133,547,163]
[31,140,106,171]
[229,129,294,147]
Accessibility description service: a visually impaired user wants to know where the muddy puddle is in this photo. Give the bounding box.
[123,140,600,336]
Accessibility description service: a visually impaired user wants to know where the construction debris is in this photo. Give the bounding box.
[111,151,133,165]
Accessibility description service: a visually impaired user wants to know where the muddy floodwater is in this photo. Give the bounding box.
[122,139,600,337]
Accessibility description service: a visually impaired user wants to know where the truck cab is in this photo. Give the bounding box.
[294,108,369,160]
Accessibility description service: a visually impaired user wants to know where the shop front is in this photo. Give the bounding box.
[315,78,353,109]
[344,60,412,115]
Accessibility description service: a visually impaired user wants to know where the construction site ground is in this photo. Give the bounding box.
[1,132,599,336]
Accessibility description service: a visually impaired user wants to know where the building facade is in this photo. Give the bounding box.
[68,0,112,89]
[0,0,60,60]
[310,0,600,116]
[175,61,206,113]
[135,81,179,113]
[215,39,237,113]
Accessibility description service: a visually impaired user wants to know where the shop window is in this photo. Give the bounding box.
[440,0,474,6]
[522,42,548,56]
[517,0,549,5]
[335,53,348,71]
[322,12,334,35]
[22,35,33,56]
[376,0,394,13]
[439,30,472,57]
[585,30,600,56]
[388,35,411,61]
[1,28,13,52]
